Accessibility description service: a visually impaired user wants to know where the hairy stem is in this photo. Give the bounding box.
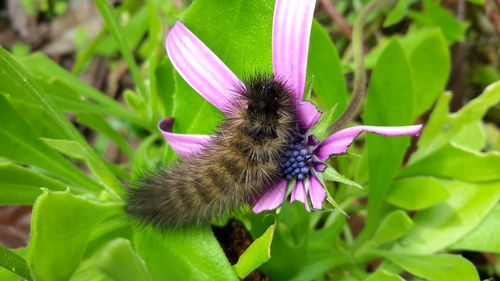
[328,0,397,133]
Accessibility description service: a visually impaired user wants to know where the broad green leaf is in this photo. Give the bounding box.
[84,217,132,259]
[171,75,221,134]
[452,120,486,151]
[450,204,500,253]
[367,210,413,248]
[361,40,413,237]
[155,58,175,117]
[386,177,449,210]
[395,181,500,254]
[401,143,500,182]
[77,113,135,159]
[233,224,275,278]
[0,163,66,205]
[70,244,112,281]
[409,29,450,117]
[364,270,405,281]
[172,0,274,134]
[183,0,273,76]
[28,189,121,281]
[0,94,100,191]
[0,245,32,281]
[383,0,410,27]
[0,269,21,281]
[307,21,348,115]
[379,251,479,281]
[134,227,238,281]
[94,0,147,97]
[411,82,500,162]
[98,238,151,281]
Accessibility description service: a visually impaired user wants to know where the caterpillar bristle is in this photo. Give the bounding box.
[125,74,297,229]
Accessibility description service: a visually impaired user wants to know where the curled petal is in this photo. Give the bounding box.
[158,118,212,158]
[273,0,316,100]
[290,180,310,211]
[297,101,321,130]
[316,125,423,160]
[166,22,244,113]
[253,179,288,213]
[309,175,326,209]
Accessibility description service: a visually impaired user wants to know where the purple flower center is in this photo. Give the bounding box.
[280,132,317,181]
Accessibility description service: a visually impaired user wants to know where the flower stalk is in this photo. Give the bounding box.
[329,0,398,133]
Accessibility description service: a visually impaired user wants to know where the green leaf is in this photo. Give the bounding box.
[94,0,147,97]
[28,189,121,281]
[0,245,32,281]
[361,40,414,237]
[383,0,410,27]
[395,181,500,254]
[386,177,449,210]
[77,113,135,159]
[42,138,127,191]
[322,165,362,189]
[0,163,66,205]
[401,143,500,182]
[257,202,310,280]
[452,120,486,151]
[134,227,238,281]
[364,270,405,281]
[172,0,275,134]
[18,53,143,127]
[309,104,337,142]
[0,47,123,197]
[95,6,150,58]
[379,252,479,281]
[450,204,500,253]
[410,0,469,44]
[367,210,413,248]
[307,21,348,115]
[98,238,151,281]
[155,58,175,117]
[408,29,450,117]
[233,224,275,278]
[0,94,100,191]
[41,138,88,160]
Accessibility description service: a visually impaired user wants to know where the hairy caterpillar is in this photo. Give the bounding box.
[125,75,297,229]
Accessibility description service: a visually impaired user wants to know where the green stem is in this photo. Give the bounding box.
[328,0,397,133]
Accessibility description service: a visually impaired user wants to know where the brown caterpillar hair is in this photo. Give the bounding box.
[125,74,297,229]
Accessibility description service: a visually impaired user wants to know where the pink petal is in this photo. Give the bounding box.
[273,0,316,100]
[297,101,321,130]
[290,180,310,212]
[316,125,423,160]
[253,179,288,213]
[166,22,244,113]
[309,174,326,209]
[158,118,212,158]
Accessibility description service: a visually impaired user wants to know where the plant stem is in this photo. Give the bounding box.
[328,0,397,133]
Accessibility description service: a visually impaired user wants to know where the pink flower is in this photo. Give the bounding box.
[159,0,422,213]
